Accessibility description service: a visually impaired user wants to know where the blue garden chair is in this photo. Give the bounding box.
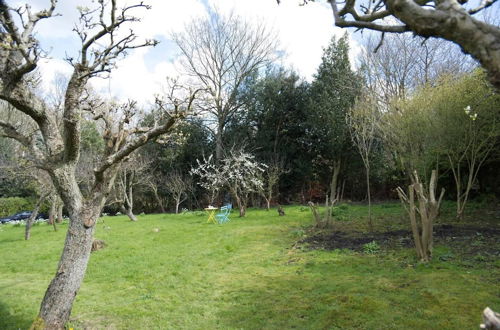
[216,204,232,224]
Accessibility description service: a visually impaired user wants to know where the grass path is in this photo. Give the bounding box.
[0,205,498,329]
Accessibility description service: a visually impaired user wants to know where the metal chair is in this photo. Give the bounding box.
[215,204,232,224]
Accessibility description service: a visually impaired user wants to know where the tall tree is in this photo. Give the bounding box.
[308,34,361,212]
[172,8,277,160]
[0,2,199,328]
[230,67,312,201]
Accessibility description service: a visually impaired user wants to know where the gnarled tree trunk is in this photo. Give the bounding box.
[36,216,95,328]
[120,204,138,222]
[56,202,64,223]
[32,165,107,329]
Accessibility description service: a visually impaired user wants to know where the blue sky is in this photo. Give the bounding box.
[10,0,361,103]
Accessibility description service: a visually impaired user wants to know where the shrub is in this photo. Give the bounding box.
[363,241,381,254]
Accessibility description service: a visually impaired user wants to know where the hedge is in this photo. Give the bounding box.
[0,197,49,217]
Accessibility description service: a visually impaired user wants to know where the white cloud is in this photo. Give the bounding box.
[36,58,73,95]
[14,0,362,103]
[93,46,183,105]
[203,0,361,79]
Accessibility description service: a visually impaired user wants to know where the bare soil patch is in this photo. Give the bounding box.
[301,224,500,257]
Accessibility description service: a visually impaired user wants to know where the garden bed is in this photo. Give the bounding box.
[301,224,500,258]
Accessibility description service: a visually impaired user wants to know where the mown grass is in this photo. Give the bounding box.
[0,204,498,329]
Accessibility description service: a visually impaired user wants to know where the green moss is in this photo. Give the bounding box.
[28,317,44,330]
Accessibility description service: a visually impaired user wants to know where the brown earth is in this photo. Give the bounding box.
[300,224,500,258]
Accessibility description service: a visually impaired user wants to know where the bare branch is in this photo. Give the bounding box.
[468,0,497,14]
[321,0,500,89]
[0,119,32,148]
[172,9,278,159]
[73,0,157,78]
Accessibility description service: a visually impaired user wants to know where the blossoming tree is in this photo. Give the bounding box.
[191,150,266,216]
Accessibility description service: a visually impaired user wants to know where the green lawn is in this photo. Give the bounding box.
[0,205,498,329]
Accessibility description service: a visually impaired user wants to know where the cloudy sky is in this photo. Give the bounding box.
[10,0,362,104]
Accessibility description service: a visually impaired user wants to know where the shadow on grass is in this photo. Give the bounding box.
[213,275,369,329]
[0,301,33,330]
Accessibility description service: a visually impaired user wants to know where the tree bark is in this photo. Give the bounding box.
[329,160,341,205]
[48,196,56,226]
[175,197,180,214]
[215,125,224,162]
[329,0,500,90]
[234,194,246,217]
[396,170,444,262]
[366,166,373,231]
[151,185,165,213]
[56,202,63,223]
[386,0,500,89]
[239,204,246,217]
[120,205,138,222]
[34,164,105,329]
[481,307,500,330]
[25,194,46,241]
[36,208,98,329]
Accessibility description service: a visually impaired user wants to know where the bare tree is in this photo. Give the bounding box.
[24,190,50,240]
[165,170,192,214]
[145,170,167,213]
[173,9,277,160]
[307,0,500,89]
[0,1,200,328]
[109,152,151,221]
[359,33,476,106]
[256,158,287,211]
[347,93,379,230]
[22,169,54,239]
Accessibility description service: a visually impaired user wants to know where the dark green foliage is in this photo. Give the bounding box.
[307,34,362,186]
[228,66,313,200]
[81,121,104,153]
[0,137,37,198]
[134,118,213,212]
[0,173,36,198]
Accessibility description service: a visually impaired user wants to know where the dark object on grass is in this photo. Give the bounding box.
[91,240,106,252]
[481,307,500,329]
[277,205,285,216]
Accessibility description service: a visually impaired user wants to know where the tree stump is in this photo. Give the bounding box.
[277,205,285,216]
[91,239,106,252]
[481,307,500,329]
